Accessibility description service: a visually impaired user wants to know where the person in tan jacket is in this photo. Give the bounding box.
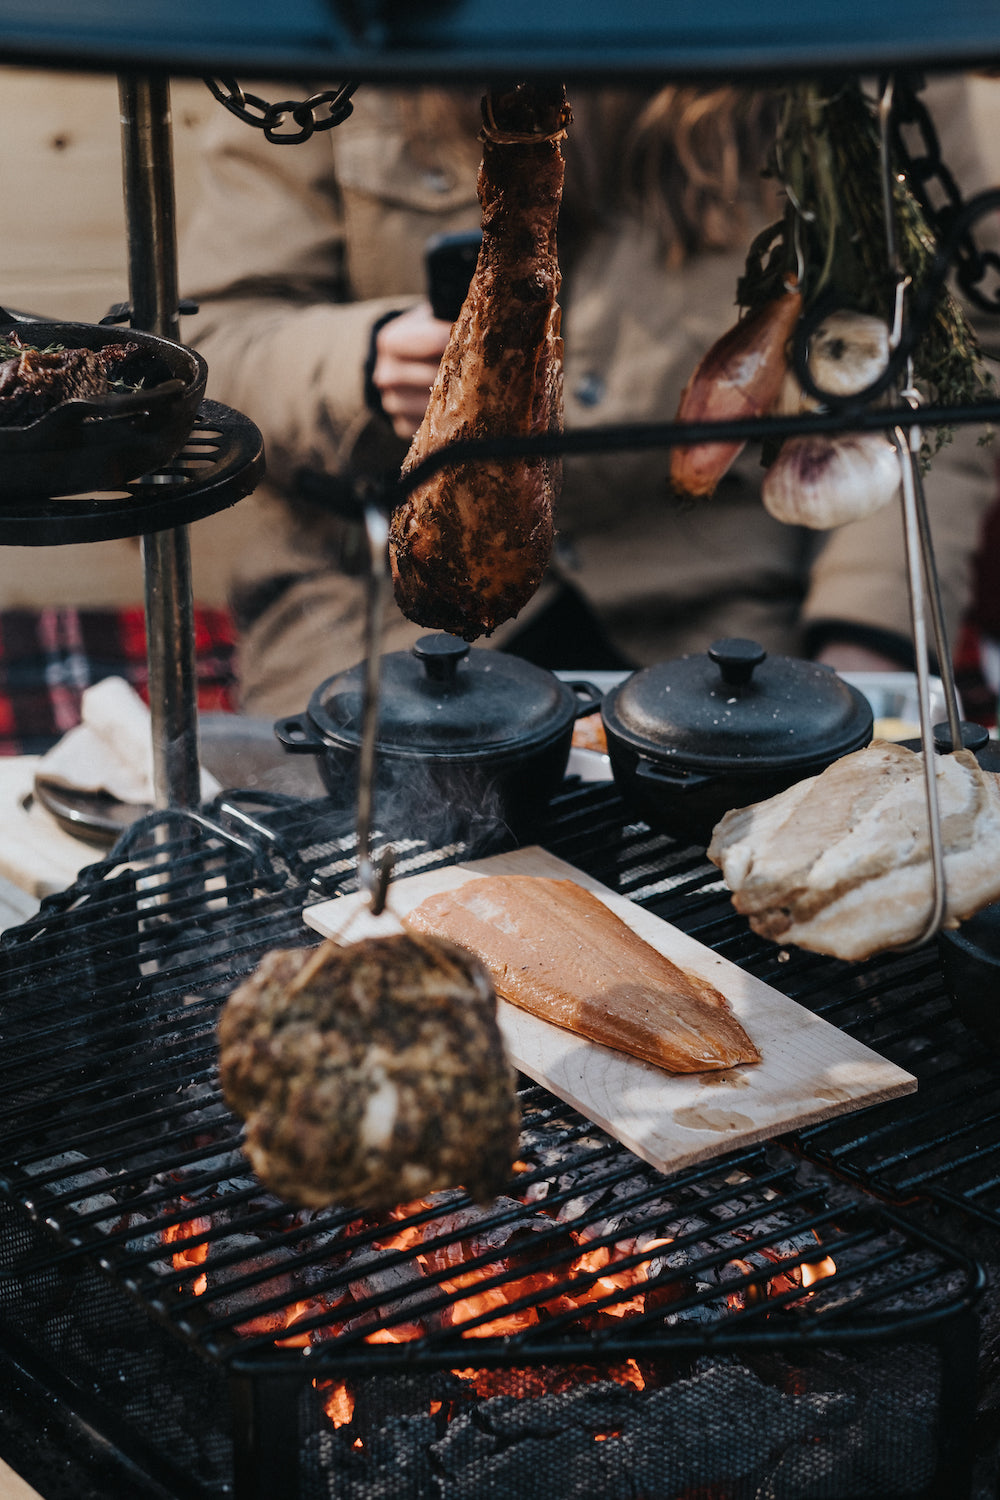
[177,78,999,719]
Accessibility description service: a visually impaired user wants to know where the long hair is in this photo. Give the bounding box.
[397,84,779,268]
[619,86,780,261]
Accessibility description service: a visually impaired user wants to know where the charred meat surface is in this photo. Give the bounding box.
[218,933,520,1210]
[406,875,761,1073]
[389,81,569,641]
[0,335,145,426]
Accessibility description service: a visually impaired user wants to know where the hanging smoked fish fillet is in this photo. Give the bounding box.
[389,82,570,641]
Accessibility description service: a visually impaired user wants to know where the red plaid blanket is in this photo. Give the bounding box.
[0,605,238,756]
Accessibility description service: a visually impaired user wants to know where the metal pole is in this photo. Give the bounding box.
[117,73,202,809]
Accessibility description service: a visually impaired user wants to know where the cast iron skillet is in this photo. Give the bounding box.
[0,309,207,500]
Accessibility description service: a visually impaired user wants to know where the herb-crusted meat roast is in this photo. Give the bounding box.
[217,933,520,1210]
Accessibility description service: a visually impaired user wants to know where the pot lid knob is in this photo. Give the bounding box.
[707,638,767,687]
[412,633,470,684]
[933,720,990,753]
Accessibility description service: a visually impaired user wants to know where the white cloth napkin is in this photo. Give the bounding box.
[35,676,221,804]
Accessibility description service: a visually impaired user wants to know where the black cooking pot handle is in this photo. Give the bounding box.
[565,681,603,720]
[636,757,716,793]
[273,714,325,755]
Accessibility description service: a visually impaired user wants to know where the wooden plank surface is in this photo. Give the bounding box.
[0,1461,41,1499]
[304,847,916,1178]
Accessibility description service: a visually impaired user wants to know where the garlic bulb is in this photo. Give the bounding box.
[808,310,890,399]
[774,365,819,417]
[762,431,901,529]
[670,285,802,498]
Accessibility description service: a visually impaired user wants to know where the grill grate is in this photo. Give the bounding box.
[0,780,990,1498]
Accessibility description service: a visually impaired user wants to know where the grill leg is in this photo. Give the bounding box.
[927,1305,979,1499]
[230,1372,302,1500]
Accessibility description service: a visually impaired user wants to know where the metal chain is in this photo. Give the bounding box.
[889,74,1000,314]
[203,78,359,144]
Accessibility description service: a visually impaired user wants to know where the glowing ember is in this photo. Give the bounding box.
[163,1212,211,1297]
[159,1186,839,1442]
[801,1254,837,1288]
[316,1378,355,1428]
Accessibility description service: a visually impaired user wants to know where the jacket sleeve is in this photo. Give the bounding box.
[177,96,415,490]
[801,423,997,664]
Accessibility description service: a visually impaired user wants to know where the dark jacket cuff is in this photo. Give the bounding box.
[362,309,406,418]
[803,620,928,673]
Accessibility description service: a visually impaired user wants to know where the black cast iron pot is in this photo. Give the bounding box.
[0,311,207,499]
[601,637,874,846]
[275,633,602,849]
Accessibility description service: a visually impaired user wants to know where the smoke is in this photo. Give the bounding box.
[324,753,518,863]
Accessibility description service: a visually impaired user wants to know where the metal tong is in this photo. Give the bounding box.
[354,492,395,916]
[878,78,969,950]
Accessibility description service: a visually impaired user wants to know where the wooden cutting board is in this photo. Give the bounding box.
[303,847,916,1178]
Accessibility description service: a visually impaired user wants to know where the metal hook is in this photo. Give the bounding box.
[877,74,963,951]
[354,493,395,916]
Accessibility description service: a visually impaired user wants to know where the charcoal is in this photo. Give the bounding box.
[432,1408,636,1499]
[478,1382,641,1441]
[419,1197,563,1274]
[345,1247,432,1330]
[312,1415,436,1499]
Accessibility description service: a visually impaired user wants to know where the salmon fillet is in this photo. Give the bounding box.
[405,876,760,1073]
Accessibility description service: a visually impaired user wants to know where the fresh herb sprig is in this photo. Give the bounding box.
[738,78,995,455]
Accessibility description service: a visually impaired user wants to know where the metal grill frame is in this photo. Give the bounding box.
[0,783,990,1498]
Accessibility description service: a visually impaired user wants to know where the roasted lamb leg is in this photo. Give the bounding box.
[389,82,570,641]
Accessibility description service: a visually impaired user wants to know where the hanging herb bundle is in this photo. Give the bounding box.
[737,77,993,453]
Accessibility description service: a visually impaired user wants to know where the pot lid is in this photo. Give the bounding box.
[310,633,577,757]
[602,637,873,771]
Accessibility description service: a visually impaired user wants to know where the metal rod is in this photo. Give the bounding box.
[894,423,949,948]
[905,407,966,753]
[879,75,949,947]
[118,73,202,809]
[354,497,394,915]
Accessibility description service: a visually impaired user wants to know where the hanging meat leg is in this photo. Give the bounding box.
[389,82,570,641]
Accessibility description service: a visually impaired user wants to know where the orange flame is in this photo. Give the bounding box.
[316,1378,355,1428]
[163,1213,211,1296]
[801,1254,837,1288]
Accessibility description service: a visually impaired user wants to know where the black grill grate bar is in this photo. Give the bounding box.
[216,1199,973,1366]
[699,1240,969,1336]
[0,1068,224,1161]
[92,1109,652,1290]
[875,1136,1000,1197]
[163,1142,799,1344]
[165,1140,708,1329]
[2,858,250,948]
[0,1044,223,1153]
[18,1128,247,1222]
[428,1201,861,1349]
[0,1079,229,1173]
[195,1165,844,1356]
[0,1012,221,1117]
[797,982,950,1049]
[795,1073,1000,1168]
[114,1195,357,1278]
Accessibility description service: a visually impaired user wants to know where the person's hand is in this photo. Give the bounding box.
[371,301,452,441]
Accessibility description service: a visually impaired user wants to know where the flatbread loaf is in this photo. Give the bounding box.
[707,740,1000,961]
